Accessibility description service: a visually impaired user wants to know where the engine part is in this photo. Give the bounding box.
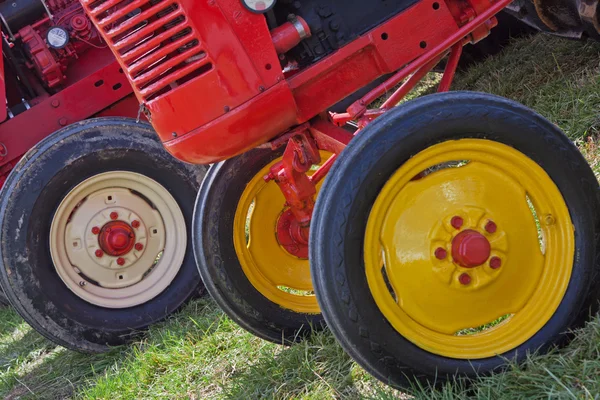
[46,26,69,49]
[243,0,277,13]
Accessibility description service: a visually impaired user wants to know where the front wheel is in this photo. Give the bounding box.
[310,92,600,388]
[0,118,207,352]
[194,148,327,344]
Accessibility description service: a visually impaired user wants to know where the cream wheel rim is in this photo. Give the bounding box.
[50,171,186,308]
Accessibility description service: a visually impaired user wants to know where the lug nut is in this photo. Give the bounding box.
[490,256,502,269]
[131,220,140,229]
[434,247,447,260]
[485,220,497,234]
[110,212,119,220]
[91,226,100,235]
[135,243,144,251]
[451,216,464,230]
[116,257,125,266]
[459,273,472,285]
[95,249,103,258]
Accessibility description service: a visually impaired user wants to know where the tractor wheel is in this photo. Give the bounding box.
[310,92,600,388]
[0,118,207,352]
[194,148,327,343]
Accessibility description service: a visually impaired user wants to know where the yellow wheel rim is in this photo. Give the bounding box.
[364,139,574,359]
[233,152,330,314]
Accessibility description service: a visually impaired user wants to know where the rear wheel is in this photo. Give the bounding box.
[311,92,600,388]
[0,118,207,352]
[194,148,326,343]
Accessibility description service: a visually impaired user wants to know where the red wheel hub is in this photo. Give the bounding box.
[451,229,491,268]
[98,221,136,257]
[276,209,309,259]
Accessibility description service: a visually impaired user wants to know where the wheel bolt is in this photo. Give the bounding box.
[135,243,144,251]
[459,273,472,285]
[91,226,100,235]
[110,212,119,220]
[116,257,125,266]
[95,249,103,258]
[451,216,464,230]
[485,220,497,234]
[490,256,502,269]
[131,220,140,229]
[434,247,447,260]
[544,214,555,226]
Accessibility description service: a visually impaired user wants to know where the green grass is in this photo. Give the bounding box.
[2,34,600,399]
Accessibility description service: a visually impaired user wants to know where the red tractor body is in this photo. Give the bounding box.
[82,0,507,164]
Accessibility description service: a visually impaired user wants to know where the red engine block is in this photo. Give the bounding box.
[16,0,103,89]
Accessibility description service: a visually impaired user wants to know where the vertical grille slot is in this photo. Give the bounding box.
[81,0,213,101]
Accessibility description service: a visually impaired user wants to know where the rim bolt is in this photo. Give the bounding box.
[110,212,119,220]
[95,249,103,258]
[91,226,100,235]
[485,220,497,234]
[459,273,472,285]
[490,256,502,269]
[434,247,447,260]
[79,281,86,286]
[116,257,125,266]
[135,243,144,251]
[131,220,140,229]
[451,216,464,230]
[544,214,555,226]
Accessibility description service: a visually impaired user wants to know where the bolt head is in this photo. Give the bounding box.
[485,220,497,234]
[451,216,464,230]
[95,249,103,258]
[490,256,502,269]
[110,212,119,220]
[116,257,125,266]
[544,214,555,226]
[459,273,472,285]
[135,243,144,251]
[131,220,140,228]
[91,226,100,235]
[434,247,447,260]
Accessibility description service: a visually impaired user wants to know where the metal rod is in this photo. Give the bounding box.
[438,43,463,92]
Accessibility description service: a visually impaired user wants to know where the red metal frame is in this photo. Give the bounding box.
[0,58,135,186]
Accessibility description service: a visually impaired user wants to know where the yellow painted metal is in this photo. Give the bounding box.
[364,139,574,359]
[233,152,330,314]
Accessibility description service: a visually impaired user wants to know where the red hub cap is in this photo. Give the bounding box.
[451,229,491,268]
[276,209,309,259]
[98,221,136,257]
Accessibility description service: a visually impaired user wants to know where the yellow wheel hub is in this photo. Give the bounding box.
[364,139,574,359]
[233,152,330,314]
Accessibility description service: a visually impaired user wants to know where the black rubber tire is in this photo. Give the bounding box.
[310,92,600,389]
[0,287,9,307]
[194,147,325,344]
[0,117,207,353]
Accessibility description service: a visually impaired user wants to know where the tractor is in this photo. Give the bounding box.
[0,0,207,352]
[6,0,600,389]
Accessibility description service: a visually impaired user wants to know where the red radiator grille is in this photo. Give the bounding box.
[82,0,212,101]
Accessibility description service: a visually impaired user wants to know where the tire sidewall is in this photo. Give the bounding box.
[0,118,205,352]
[311,92,600,386]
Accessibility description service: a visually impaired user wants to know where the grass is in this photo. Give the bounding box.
[2,33,600,399]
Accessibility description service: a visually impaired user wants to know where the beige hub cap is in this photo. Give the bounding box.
[50,171,186,308]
